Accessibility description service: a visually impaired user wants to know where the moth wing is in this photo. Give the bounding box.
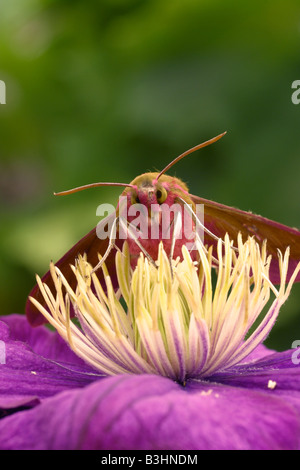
[26,213,122,326]
[191,194,300,284]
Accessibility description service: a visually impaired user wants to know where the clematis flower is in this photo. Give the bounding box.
[1,235,300,450]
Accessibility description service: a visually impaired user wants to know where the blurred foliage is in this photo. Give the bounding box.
[1,0,300,350]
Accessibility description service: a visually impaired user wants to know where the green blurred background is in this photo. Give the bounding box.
[1,0,300,350]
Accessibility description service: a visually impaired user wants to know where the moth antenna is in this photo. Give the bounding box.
[156,131,227,180]
[54,182,136,196]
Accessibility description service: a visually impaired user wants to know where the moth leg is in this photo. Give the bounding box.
[92,216,119,274]
[176,196,239,253]
[168,210,183,276]
[119,216,157,268]
[176,197,221,266]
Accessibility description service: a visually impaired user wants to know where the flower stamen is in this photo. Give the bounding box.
[30,234,300,382]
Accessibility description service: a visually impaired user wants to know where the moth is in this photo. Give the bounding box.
[26,132,300,326]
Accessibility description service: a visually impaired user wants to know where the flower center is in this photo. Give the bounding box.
[30,234,300,382]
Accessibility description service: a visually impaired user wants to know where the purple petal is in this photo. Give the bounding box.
[1,314,84,364]
[0,374,299,450]
[0,316,99,412]
[211,349,300,391]
[240,343,274,362]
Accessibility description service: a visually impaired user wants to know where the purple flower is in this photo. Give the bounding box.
[1,236,300,450]
[1,314,300,450]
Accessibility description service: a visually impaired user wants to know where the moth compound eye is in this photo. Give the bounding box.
[131,193,140,205]
[156,187,167,204]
